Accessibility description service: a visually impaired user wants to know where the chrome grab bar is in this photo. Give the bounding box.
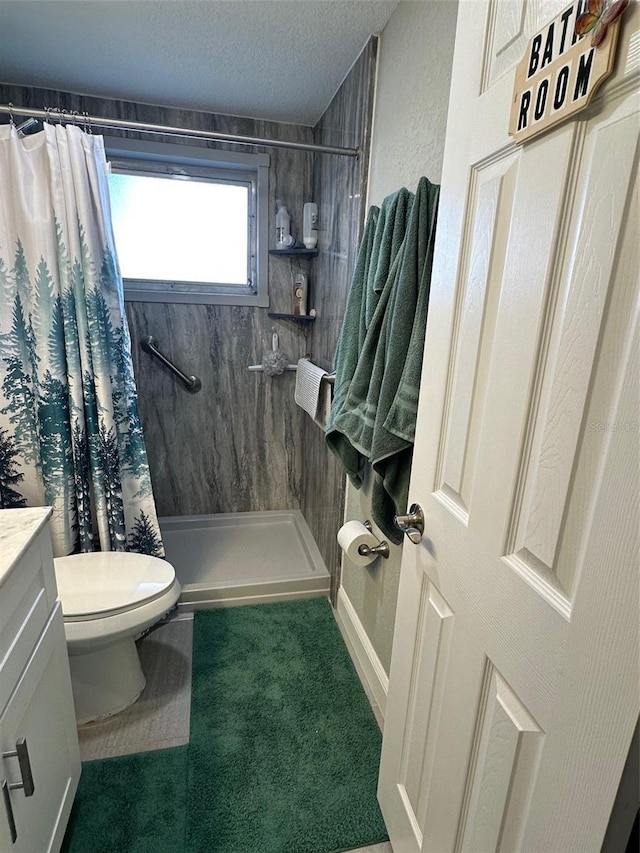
[141,335,202,393]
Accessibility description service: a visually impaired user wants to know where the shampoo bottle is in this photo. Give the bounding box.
[276,203,294,249]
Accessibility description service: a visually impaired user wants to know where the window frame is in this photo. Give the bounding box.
[104,137,270,306]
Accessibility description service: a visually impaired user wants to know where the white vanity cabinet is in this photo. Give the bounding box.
[0,508,81,852]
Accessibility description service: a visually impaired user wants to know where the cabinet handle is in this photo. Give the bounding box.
[2,779,17,843]
[2,739,35,797]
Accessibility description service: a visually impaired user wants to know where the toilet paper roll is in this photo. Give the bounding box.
[337,520,380,566]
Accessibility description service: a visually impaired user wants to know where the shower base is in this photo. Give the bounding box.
[159,510,330,610]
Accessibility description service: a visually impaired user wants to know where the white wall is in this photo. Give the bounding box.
[338,0,458,689]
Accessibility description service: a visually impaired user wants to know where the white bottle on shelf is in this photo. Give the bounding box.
[276,203,294,249]
[303,202,318,249]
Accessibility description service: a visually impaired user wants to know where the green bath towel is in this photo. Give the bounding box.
[326,188,413,487]
[326,177,439,542]
[324,206,379,487]
[365,186,415,326]
[371,177,440,541]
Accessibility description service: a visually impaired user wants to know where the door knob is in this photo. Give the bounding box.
[394,503,425,544]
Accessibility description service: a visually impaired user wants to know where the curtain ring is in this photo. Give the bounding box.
[82,111,92,134]
[8,102,15,127]
[44,105,53,124]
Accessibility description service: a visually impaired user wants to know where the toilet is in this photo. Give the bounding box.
[53,551,181,726]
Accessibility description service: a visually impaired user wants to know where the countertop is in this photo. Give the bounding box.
[0,507,52,586]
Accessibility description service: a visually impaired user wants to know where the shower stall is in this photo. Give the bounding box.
[0,39,377,602]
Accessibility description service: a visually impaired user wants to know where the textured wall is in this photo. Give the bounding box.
[367,0,459,205]
[300,39,378,601]
[339,1,459,676]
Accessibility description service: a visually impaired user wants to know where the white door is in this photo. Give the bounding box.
[378,2,639,852]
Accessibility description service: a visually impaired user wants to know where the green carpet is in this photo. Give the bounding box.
[62,598,388,853]
[186,599,388,853]
[61,745,189,853]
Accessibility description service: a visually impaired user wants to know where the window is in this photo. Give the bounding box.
[104,138,269,306]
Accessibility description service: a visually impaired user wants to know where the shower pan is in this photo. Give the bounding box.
[160,510,330,610]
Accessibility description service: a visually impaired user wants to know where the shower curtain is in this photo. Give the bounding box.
[0,122,163,558]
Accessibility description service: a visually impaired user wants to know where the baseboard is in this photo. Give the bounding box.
[335,586,389,721]
[179,586,329,610]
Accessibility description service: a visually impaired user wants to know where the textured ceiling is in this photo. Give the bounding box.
[0,0,399,126]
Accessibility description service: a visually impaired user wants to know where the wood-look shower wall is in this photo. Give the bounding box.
[302,39,378,598]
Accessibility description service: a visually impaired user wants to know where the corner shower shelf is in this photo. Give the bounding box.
[268,312,315,323]
[269,248,318,258]
[268,248,317,322]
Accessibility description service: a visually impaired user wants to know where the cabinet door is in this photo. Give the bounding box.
[1,604,80,853]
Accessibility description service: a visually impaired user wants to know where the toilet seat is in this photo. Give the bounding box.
[54,552,176,621]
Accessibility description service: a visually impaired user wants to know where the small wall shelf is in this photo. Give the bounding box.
[268,312,315,323]
[269,248,318,258]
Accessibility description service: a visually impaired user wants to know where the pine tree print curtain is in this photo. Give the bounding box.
[0,123,163,558]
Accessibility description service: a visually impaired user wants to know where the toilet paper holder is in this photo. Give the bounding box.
[359,521,390,559]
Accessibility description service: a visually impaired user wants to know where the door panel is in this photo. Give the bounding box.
[481,0,531,92]
[439,155,517,519]
[378,1,639,851]
[513,103,639,595]
[457,667,541,853]
[399,581,453,820]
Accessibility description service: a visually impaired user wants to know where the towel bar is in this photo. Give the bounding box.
[247,363,335,384]
[248,364,298,372]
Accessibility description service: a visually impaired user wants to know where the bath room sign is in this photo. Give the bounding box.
[509,0,624,144]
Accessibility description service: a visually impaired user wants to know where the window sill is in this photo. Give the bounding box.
[123,282,268,307]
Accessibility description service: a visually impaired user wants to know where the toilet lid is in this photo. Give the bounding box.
[54,552,176,619]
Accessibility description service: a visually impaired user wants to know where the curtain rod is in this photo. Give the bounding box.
[0,103,360,158]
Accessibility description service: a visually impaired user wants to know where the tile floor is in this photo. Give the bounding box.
[76,607,393,852]
[78,611,193,760]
